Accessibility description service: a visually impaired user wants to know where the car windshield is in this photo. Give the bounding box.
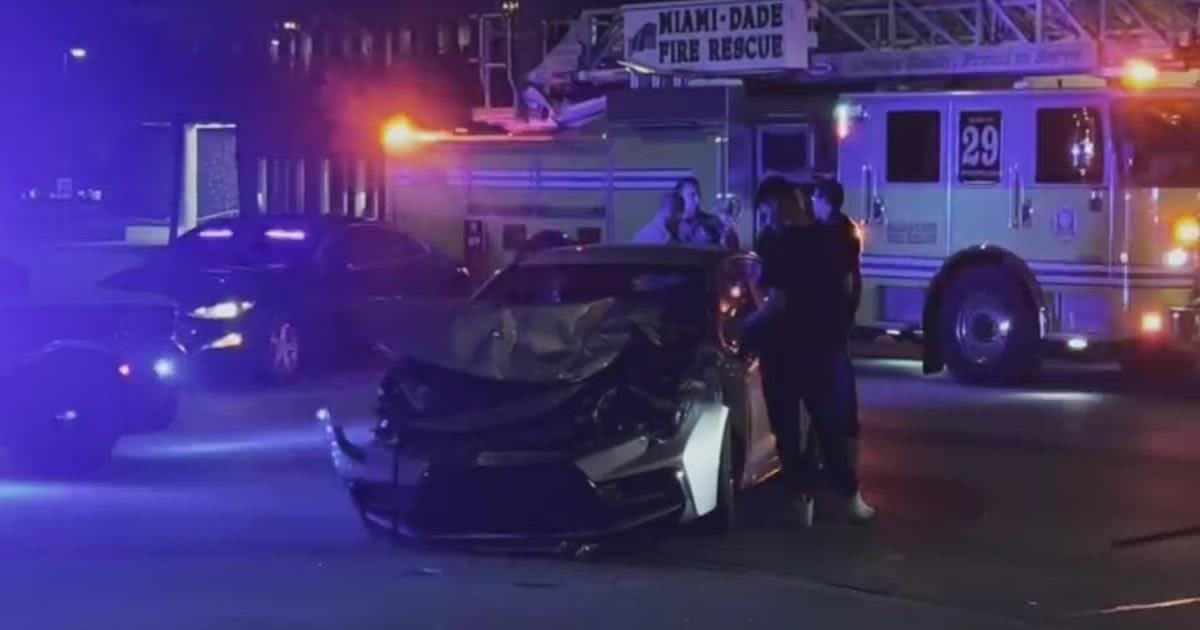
[173,224,316,269]
[1117,98,1200,188]
[477,263,707,309]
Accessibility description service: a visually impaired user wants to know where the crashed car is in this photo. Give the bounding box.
[0,257,182,473]
[325,245,781,543]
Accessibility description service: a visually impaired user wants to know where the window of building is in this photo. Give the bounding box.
[399,28,414,55]
[457,21,473,55]
[1037,107,1104,184]
[887,111,942,183]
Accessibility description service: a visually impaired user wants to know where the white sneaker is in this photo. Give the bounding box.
[793,495,815,529]
[847,491,877,523]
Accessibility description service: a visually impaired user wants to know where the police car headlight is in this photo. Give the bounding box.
[190,300,255,320]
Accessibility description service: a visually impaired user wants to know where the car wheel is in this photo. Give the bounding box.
[10,384,120,476]
[939,266,1040,384]
[265,320,302,380]
[693,422,740,534]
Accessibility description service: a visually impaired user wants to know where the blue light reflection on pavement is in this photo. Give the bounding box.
[117,418,376,460]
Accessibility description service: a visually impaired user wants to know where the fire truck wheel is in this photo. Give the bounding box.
[939,266,1040,384]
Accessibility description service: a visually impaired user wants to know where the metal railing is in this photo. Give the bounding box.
[504,0,1200,87]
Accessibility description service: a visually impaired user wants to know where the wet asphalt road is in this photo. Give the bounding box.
[2,357,1200,630]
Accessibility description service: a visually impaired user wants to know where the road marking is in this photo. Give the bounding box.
[1112,525,1200,548]
[1074,596,1200,616]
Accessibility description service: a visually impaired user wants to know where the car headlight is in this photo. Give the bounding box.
[190,300,255,320]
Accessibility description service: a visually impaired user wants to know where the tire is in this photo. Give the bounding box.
[938,265,1040,384]
[263,319,302,381]
[693,423,740,534]
[9,371,120,476]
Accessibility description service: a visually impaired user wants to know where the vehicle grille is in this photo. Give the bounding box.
[410,463,610,535]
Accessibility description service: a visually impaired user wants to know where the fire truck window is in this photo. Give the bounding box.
[502,224,527,251]
[1037,108,1104,184]
[761,129,811,174]
[887,111,942,183]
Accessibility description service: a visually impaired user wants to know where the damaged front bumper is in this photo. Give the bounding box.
[318,401,728,543]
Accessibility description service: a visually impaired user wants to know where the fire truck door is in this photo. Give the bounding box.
[1010,97,1111,266]
[947,100,1027,255]
[855,103,950,260]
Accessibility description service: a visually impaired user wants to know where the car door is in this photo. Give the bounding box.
[313,228,377,335]
[372,230,443,297]
[715,256,778,488]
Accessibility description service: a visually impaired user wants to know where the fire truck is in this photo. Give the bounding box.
[383,0,1200,382]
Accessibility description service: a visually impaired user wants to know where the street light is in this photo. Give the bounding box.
[67,47,88,60]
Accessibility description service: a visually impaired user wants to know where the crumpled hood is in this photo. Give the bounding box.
[367,297,679,436]
[371,297,661,385]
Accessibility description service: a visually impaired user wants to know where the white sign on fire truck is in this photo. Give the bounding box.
[622,0,811,74]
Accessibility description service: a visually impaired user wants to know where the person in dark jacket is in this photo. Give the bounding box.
[740,177,875,527]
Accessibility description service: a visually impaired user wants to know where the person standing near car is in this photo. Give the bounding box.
[739,177,875,527]
[674,177,740,251]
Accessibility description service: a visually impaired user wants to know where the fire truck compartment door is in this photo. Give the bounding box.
[848,102,950,260]
[951,95,1111,268]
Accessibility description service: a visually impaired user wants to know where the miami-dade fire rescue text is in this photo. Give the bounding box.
[655,3,786,65]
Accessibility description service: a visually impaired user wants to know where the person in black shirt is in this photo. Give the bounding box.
[740,177,875,527]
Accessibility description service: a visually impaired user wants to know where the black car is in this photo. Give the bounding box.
[325,245,780,545]
[0,258,181,474]
[108,215,469,379]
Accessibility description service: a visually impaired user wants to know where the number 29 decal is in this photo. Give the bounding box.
[959,111,1002,184]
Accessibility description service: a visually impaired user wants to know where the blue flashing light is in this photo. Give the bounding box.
[153,359,176,380]
[265,228,307,241]
[199,228,234,239]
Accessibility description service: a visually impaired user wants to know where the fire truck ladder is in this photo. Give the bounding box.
[475,10,519,110]
[807,0,1200,80]
[530,8,628,90]
[524,0,1200,86]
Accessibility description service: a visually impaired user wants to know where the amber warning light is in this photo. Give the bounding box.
[1122,59,1160,88]
[381,117,446,154]
[1174,216,1200,246]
